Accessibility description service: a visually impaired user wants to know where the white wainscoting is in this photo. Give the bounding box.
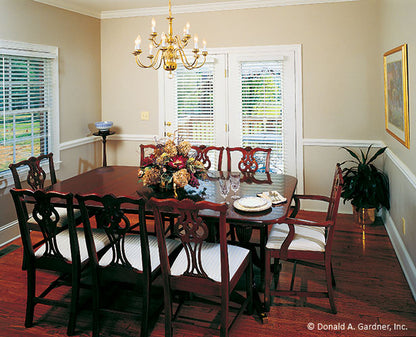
[383,210,416,300]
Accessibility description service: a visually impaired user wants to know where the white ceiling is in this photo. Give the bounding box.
[33,0,356,19]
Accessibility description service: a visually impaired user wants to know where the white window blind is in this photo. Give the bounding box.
[0,53,54,173]
[172,63,216,146]
[239,61,284,173]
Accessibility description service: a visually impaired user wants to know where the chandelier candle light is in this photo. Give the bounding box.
[133,0,208,78]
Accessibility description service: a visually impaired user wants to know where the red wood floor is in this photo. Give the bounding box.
[0,212,415,336]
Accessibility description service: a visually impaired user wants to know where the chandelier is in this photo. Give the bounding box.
[133,0,208,78]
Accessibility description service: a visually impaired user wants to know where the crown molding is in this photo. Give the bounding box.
[102,0,357,19]
[33,0,358,19]
[33,0,101,19]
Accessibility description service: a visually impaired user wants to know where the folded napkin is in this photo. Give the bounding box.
[257,190,287,205]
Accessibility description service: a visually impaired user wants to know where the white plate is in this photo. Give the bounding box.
[238,196,267,208]
[234,197,272,212]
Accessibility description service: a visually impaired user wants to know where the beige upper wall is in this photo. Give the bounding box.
[0,0,101,226]
[0,0,102,143]
[380,0,416,173]
[101,0,383,142]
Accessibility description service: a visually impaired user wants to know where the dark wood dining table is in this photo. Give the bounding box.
[50,165,298,322]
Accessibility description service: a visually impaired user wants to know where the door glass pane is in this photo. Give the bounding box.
[240,61,284,173]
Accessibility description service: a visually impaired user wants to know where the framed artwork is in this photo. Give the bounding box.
[384,44,409,148]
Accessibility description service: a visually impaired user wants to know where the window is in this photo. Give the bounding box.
[161,46,302,186]
[0,40,59,174]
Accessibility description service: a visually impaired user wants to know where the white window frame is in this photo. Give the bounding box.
[0,39,60,188]
[159,45,303,192]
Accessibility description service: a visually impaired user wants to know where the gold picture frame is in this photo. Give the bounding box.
[384,44,409,148]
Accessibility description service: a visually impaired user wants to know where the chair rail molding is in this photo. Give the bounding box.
[110,134,157,142]
[303,138,385,148]
[59,136,99,151]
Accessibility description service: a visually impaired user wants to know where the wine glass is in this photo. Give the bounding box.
[230,173,240,199]
[218,177,230,203]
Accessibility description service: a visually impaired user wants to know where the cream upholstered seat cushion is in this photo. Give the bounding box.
[266,223,326,252]
[28,208,82,228]
[98,235,181,272]
[35,228,110,263]
[170,242,250,283]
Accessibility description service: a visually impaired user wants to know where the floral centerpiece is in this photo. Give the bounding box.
[138,137,207,192]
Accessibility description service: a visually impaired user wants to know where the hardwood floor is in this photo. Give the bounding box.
[1,212,415,336]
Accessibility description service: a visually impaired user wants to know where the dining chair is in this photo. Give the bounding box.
[139,144,157,166]
[9,152,57,190]
[225,146,272,245]
[149,197,253,337]
[9,153,82,269]
[10,188,111,335]
[264,164,343,313]
[191,145,224,171]
[76,193,181,337]
[226,146,272,174]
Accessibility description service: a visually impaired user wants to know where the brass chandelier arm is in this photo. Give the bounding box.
[174,35,190,50]
[177,48,207,70]
[134,48,164,70]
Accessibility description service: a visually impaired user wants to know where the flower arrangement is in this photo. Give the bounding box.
[138,137,207,191]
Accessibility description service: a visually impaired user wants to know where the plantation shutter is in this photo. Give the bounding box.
[240,60,284,173]
[0,53,54,173]
[171,62,216,145]
[228,51,296,176]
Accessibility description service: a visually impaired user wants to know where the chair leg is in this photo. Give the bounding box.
[140,281,150,337]
[264,251,271,312]
[325,258,337,314]
[228,224,236,243]
[25,266,36,328]
[92,283,100,337]
[67,271,80,336]
[331,261,336,288]
[289,261,297,291]
[220,290,229,337]
[164,289,173,337]
[272,258,281,291]
[246,256,253,315]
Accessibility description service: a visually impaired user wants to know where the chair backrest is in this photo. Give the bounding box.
[9,153,57,190]
[149,198,229,283]
[191,145,224,171]
[140,144,157,166]
[76,193,149,274]
[10,188,78,268]
[324,164,344,250]
[226,147,272,173]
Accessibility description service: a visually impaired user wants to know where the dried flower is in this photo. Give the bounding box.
[173,169,190,188]
[178,141,192,156]
[168,155,187,169]
[164,139,177,157]
[142,167,161,186]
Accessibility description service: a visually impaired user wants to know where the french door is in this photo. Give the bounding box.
[161,46,300,177]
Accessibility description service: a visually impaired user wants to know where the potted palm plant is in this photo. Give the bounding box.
[341,145,390,224]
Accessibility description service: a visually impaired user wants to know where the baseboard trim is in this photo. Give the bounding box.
[0,220,20,248]
[382,210,416,301]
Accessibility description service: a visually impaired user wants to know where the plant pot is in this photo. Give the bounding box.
[353,206,376,225]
